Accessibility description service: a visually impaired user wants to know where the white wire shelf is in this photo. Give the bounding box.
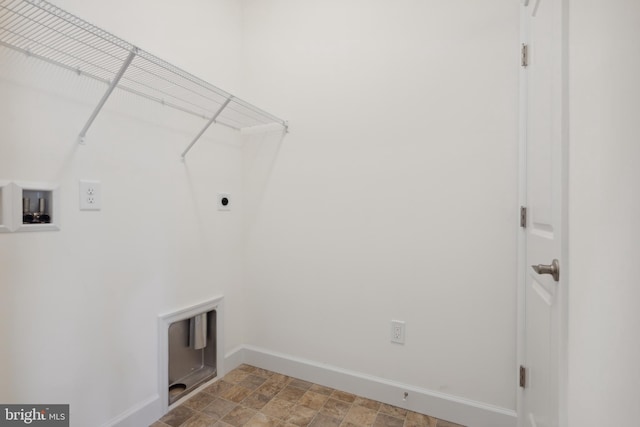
[0,0,287,157]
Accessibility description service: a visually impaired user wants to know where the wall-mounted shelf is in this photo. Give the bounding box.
[0,0,288,158]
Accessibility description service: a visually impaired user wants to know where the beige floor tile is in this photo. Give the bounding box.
[352,397,380,412]
[245,412,282,427]
[152,365,450,427]
[330,390,356,404]
[298,391,330,410]
[159,405,196,427]
[276,386,306,403]
[308,413,342,427]
[261,398,297,420]
[202,398,237,419]
[372,413,404,427]
[379,404,407,419]
[257,382,287,399]
[284,404,317,427]
[221,406,258,427]
[184,391,217,411]
[240,374,268,390]
[319,398,351,420]
[182,413,218,427]
[205,381,236,397]
[309,385,334,396]
[221,385,254,403]
[242,392,273,410]
[342,405,377,426]
[404,412,436,427]
[289,379,313,390]
[224,370,250,384]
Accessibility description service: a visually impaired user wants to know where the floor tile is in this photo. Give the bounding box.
[373,413,404,427]
[224,370,250,384]
[343,405,377,426]
[276,386,306,403]
[308,384,334,396]
[308,413,341,427]
[319,398,351,420]
[245,412,282,427]
[240,374,268,390]
[257,382,287,399]
[202,398,237,419]
[221,406,257,427]
[353,397,380,412]
[243,392,273,410]
[284,404,317,427]
[330,390,356,404]
[184,391,217,411]
[298,391,329,410]
[288,379,313,390]
[261,398,297,420]
[159,405,196,427]
[221,385,254,403]
[404,411,436,427]
[205,381,235,397]
[182,413,218,427]
[379,404,407,419]
[152,365,462,427]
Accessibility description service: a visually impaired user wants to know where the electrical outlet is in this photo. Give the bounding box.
[391,320,405,344]
[80,180,101,211]
[217,193,231,211]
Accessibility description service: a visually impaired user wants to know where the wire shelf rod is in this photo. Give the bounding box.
[181,96,233,159]
[78,47,137,143]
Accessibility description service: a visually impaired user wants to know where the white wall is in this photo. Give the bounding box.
[241,0,519,411]
[0,1,245,425]
[568,0,640,425]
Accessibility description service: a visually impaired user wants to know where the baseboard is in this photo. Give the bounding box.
[101,394,161,427]
[224,345,246,373]
[229,345,516,427]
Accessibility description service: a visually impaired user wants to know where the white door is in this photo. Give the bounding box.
[520,0,567,426]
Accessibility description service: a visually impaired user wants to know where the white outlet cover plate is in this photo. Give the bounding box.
[80,180,101,211]
[391,320,406,344]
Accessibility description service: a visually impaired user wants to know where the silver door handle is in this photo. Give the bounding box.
[531,259,560,282]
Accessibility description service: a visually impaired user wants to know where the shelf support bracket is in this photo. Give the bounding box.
[181,96,233,159]
[78,47,138,144]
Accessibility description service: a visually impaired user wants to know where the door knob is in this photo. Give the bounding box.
[531,259,560,282]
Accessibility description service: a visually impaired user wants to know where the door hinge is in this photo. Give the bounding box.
[521,43,528,67]
[520,206,527,228]
[520,365,527,388]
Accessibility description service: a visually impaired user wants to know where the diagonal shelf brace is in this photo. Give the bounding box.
[78,47,138,144]
[181,96,233,159]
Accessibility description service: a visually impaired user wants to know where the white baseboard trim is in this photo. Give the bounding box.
[224,345,246,373]
[101,393,161,427]
[228,345,516,427]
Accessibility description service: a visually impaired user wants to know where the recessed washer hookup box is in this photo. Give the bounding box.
[0,405,69,426]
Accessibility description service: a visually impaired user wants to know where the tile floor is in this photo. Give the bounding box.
[151,364,465,427]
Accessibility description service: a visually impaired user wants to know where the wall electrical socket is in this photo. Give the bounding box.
[217,193,231,211]
[79,180,101,211]
[391,320,406,344]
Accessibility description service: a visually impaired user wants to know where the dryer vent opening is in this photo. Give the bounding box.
[167,309,216,405]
